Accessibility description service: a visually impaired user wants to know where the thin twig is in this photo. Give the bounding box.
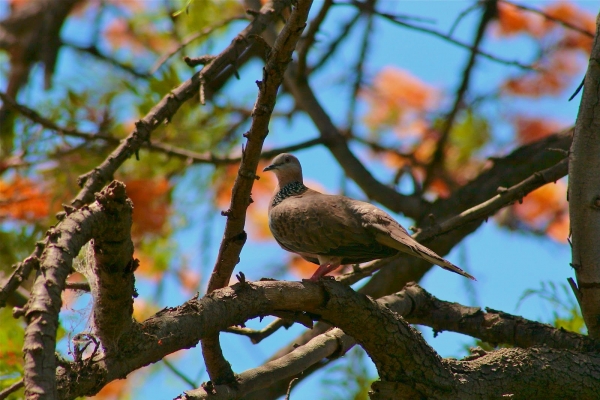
[285,377,299,400]
[0,90,323,166]
[0,379,24,400]
[353,4,535,70]
[150,16,246,75]
[310,11,361,73]
[63,42,151,79]
[424,0,497,190]
[226,319,293,344]
[164,358,197,389]
[346,3,374,132]
[297,0,333,77]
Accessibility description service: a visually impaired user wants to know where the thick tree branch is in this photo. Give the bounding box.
[372,347,600,399]
[202,0,313,384]
[52,278,597,399]
[73,184,135,353]
[568,12,600,338]
[182,328,351,400]
[386,283,600,353]
[22,181,133,399]
[247,282,599,400]
[56,281,326,399]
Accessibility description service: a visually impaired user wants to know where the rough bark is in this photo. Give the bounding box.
[569,13,600,338]
[22,181,133,399]
[51,280,599,399]
[201,0,313,385]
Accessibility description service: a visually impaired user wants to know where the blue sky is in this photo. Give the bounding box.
[2,0,598,398]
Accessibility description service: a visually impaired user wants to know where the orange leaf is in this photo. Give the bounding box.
[514,182,566,222]
[513,181,568,242]
[428,178,450,199]
[0,176,50,222]
[289,255,316,278]
[103,19,145,53]
[503,51,580,97]
[133,250,162,281]
[361,67,438,135]
[543,1,596,38]
[514,116,563,144]
[132,298,158,322]
[547,212,569,242]
[496,2,541,36]
[176,266,201,293]
[125,178,171,237]
[90,379,129,400]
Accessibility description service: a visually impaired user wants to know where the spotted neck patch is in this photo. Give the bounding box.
[272,181,308,207]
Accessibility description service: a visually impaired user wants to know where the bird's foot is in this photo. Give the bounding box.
[309,263,341,281]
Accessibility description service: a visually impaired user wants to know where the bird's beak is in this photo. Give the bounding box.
[263,163,277,172]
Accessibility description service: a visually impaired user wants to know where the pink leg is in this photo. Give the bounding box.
[309,262,342,281]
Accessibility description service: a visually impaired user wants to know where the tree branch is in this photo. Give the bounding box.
[0,90,323,167]
[73,183,135,353]
[359,3,536,71]
[296,0,333,77]
[202,0,313,385]
[246,282,599,400]
[0,242,42,308]
[182,328,352,400]
[424,0,497,190]
[386,283,600,352]
[68,0,293,209]
[22,181,133,398]
[362,129,572,299]
[150,15,246,75]
[568,12,600,338]
[416,157,568,241]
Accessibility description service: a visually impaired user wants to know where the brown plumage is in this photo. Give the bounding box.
[263,153,476,281]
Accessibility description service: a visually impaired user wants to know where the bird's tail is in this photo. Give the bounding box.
[375,233,476,280]
[410,245,476,280]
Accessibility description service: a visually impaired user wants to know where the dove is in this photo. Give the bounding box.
[263,153,476,281]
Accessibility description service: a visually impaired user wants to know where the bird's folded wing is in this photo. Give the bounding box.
[269,193,376,256]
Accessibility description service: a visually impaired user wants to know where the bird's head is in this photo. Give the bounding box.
[263,153,303,187]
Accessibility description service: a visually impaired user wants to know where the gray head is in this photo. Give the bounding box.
[263,153,303,187]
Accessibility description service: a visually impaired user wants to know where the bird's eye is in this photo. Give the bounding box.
[285,157,290,163]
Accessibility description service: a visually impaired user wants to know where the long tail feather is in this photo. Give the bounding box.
[375,233,476,280]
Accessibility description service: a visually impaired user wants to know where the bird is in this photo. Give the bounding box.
[263,153,476,282]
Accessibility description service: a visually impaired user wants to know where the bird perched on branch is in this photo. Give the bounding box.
[263,153,476,281]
